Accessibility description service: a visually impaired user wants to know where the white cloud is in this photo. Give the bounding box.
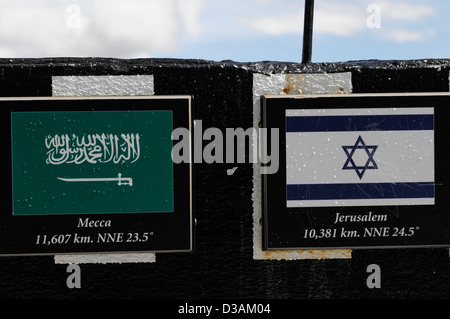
[381,28,435,43]
[0,45,19,57]
[240,14,301,36]
[378,1,435,21]
[373,1,436,43]
[0,2,67,56]
[314,2,366,36]
[240,1,367,37]
[0,0,440,58]
[176,0,205,39]
[0,0,206,58]
[239,0,437,42]
[91,0,180,56]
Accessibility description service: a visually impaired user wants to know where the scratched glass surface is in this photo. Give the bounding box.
[11,110,174,215]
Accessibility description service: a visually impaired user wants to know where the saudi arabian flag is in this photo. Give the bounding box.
[11,110,174,216]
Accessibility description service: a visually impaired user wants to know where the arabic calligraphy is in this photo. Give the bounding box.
[45,133,141,165]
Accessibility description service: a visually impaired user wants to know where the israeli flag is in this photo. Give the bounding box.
[286,107,434,207]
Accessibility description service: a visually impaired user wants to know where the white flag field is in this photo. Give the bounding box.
[286,107,434,208]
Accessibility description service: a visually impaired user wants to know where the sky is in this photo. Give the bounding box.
[0,0,448,63]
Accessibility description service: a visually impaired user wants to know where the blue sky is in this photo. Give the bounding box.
[0,0,448,63]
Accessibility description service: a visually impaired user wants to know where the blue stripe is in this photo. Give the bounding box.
[286,114,434,132]
[286,182,434,201]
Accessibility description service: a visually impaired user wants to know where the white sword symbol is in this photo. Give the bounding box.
[57,173,133,186]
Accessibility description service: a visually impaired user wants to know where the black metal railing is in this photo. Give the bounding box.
[302,0,315,63]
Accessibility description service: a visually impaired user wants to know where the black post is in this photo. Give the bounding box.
[302,0,314,63]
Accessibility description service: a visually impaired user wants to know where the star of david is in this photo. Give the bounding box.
[342,136,378,179]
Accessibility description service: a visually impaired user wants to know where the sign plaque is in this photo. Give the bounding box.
[262,93,450,250]
[2,96,192,255]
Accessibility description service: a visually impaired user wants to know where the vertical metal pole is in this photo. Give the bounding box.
[302,0,314,63]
